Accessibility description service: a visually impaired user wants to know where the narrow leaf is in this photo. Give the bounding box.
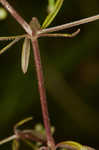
[12,140,20,150]
[14,117,33,130]
[42,0,64,29]
[0,38,20,55]
[40,29,80,38]
[56,141,82,150]
[21,38,30,74]
[64,141,82,150]
[0,34,26,41]
[0,36,16,41]
[56,141,96,150]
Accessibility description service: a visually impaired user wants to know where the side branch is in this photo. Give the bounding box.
[0,0,32,36]
[38,14,99,34]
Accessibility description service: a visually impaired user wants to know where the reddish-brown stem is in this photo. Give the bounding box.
[1,0,99,149]
[32,39,55,149]
[0,0,32,36]
[0,0,55,148]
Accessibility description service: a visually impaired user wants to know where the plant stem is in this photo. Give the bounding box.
[0,0,55,148]
[38,14,99,34]
[1,0,99,149]
[32,39,55,149]
[0,0,32,36]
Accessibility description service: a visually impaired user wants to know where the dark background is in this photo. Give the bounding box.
[0,0,99,149]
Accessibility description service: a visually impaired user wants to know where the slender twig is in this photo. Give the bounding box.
[38,14,99,34]
[31,39,55,149]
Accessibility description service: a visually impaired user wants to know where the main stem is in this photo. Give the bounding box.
[0,0,55,148]
[32,39,55,149]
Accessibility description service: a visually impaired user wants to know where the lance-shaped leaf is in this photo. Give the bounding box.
[40,29,80,38]
[0,38,20,55]
[56,141,96,150]
[14,117,33,130]
[21,37,31,74]
[0,34,26,41]
[12,140,20,150]
[42,0,64,29]
[0,35,25,55]
[56,141,83,150]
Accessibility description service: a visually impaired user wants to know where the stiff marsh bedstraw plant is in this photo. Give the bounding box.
[0,0,98,149]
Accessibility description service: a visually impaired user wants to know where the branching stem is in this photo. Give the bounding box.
[0,0,99,149]
[0,0,55,148]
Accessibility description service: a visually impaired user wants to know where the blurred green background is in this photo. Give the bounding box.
[0,0,99,149]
